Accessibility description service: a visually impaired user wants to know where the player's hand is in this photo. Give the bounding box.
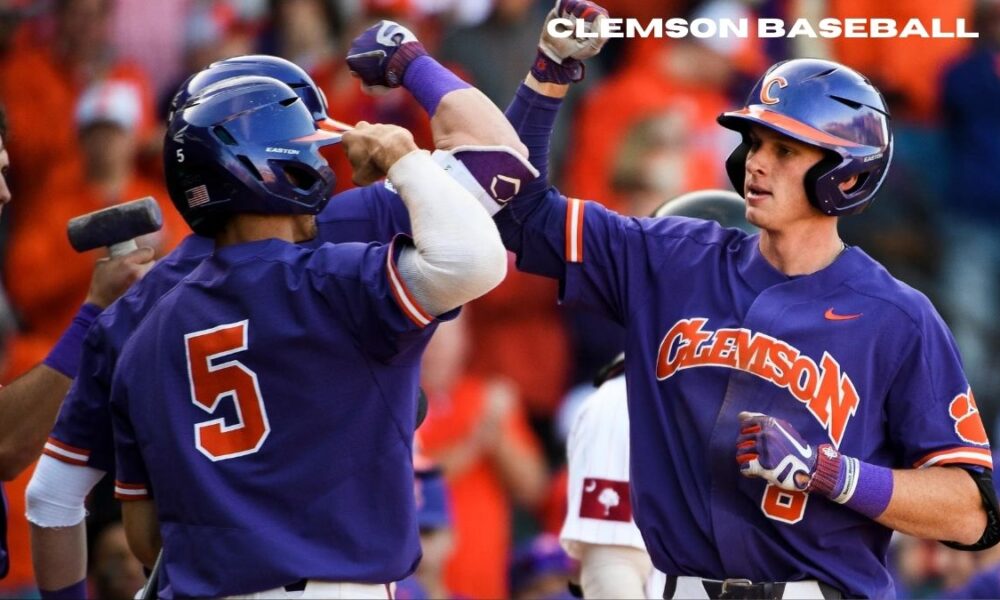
[85,246,155,308]
[346,20,427,94]
[342,122,419,186]
[539,0,610,64]
[736,411,817,492]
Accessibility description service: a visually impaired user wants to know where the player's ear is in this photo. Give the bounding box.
[838,175,859,192]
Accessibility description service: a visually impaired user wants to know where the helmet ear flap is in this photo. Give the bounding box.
[725,137,750,197]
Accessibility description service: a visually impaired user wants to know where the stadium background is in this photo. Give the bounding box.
[0,0,997,597]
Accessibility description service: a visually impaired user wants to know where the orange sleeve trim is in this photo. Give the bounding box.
[42,437,91,466]
[565,198,585,264]
[914,446,993,469]
[386,237,433,328]
[114,480,150,501]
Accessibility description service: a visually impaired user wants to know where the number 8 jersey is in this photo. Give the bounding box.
[497,192,992,600]
[110,235,449,599]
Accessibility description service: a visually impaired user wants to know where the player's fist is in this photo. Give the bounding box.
[346,20,427,92]
[85,246,156,308]
[539,0,610,63]
[342,122,418,186]
[736,411,817,492]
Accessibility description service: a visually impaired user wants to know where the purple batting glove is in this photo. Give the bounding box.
[346,20,426,89]
[736,411,817,492]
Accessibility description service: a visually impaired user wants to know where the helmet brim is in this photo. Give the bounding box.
[718,106,864,151]
[292,128,344,146]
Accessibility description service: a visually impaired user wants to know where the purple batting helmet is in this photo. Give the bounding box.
[717,58,893,217]
[164,76,341,236]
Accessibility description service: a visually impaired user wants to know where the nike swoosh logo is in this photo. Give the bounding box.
[774,422,813,459]
[824,308,862,321]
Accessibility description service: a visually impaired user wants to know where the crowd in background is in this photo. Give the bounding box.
[0,0,998,598]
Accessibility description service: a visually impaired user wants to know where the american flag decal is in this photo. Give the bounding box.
[186,185,210,208]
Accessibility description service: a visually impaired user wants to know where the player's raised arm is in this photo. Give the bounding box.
[341,122,507,315]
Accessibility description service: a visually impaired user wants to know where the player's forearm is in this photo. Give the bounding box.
[0,365,71,480]
[875,466,986,545]
[390,150,507,315]
[504,82,563,201]
[31,522,87,591]
[431,88,529,158]
[580,544,651,599]
[122,499,162,568]
[491,436,547,509]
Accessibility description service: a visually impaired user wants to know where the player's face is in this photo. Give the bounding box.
[742,125,825,230]
[0,134,11,219]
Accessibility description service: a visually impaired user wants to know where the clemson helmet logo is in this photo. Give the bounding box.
[949,387,989,446]
[760,76,788,105]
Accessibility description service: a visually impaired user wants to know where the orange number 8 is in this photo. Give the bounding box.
[760,484,808,524]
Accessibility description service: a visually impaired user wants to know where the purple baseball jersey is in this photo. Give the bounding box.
[495,191,991,599]
[43,184,409,472]
[111,234,445,599]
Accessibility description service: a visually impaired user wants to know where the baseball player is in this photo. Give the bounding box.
[27,31,535,596]
[0,103,155,588]
[496,2,998,598]
[110,74,506,599]
[561,191,756,599]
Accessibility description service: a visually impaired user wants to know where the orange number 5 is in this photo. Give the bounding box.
[185,320,270,461]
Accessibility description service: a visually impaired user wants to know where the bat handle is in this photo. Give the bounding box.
[109,239,139,258]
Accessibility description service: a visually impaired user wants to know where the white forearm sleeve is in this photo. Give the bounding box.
[26,454,105,527]
[390,150,507,316]
[580,544,653,599]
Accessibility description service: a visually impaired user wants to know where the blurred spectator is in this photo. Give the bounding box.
[396,456,455,599]
[2,80,185,382]
[509,533,577,600]
[0,0,156,201]
[418,312,548,599]
[89,521,145,600]
[560,35,742,213]
[437,0,547,106]
[111,0,188,99]
[467,259,571,423]
[828,0,975,124]
[937,0,1000,416]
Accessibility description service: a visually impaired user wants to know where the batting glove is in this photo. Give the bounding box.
[346,20,426,91]
[736,411,817,492]
[533,0,610,84]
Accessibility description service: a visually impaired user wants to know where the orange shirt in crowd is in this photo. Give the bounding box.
[828,0,974,123]
[562,53,733,213]
[419,376,544,599]
[0,45,155,201]
[2,160,186,382]
[467,258,570,418]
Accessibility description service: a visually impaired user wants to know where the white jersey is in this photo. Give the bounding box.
[560,375,666,598]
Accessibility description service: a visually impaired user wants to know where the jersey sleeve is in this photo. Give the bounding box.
[885,304,992,470]
[497,190,740,325]
[44,320,117,473]
[560,377,647,559]
[306,237,457,364]
[315,183,411,246]
[109,363,151,502]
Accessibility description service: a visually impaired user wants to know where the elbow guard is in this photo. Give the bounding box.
[25,454,105,528]
[942,467,1000,551]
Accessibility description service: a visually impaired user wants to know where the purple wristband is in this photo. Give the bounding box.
[43,303,102,378]
[810,445,893,519]
[402,55,471,117]
[530,49,584,85]
[40,578,87,600]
